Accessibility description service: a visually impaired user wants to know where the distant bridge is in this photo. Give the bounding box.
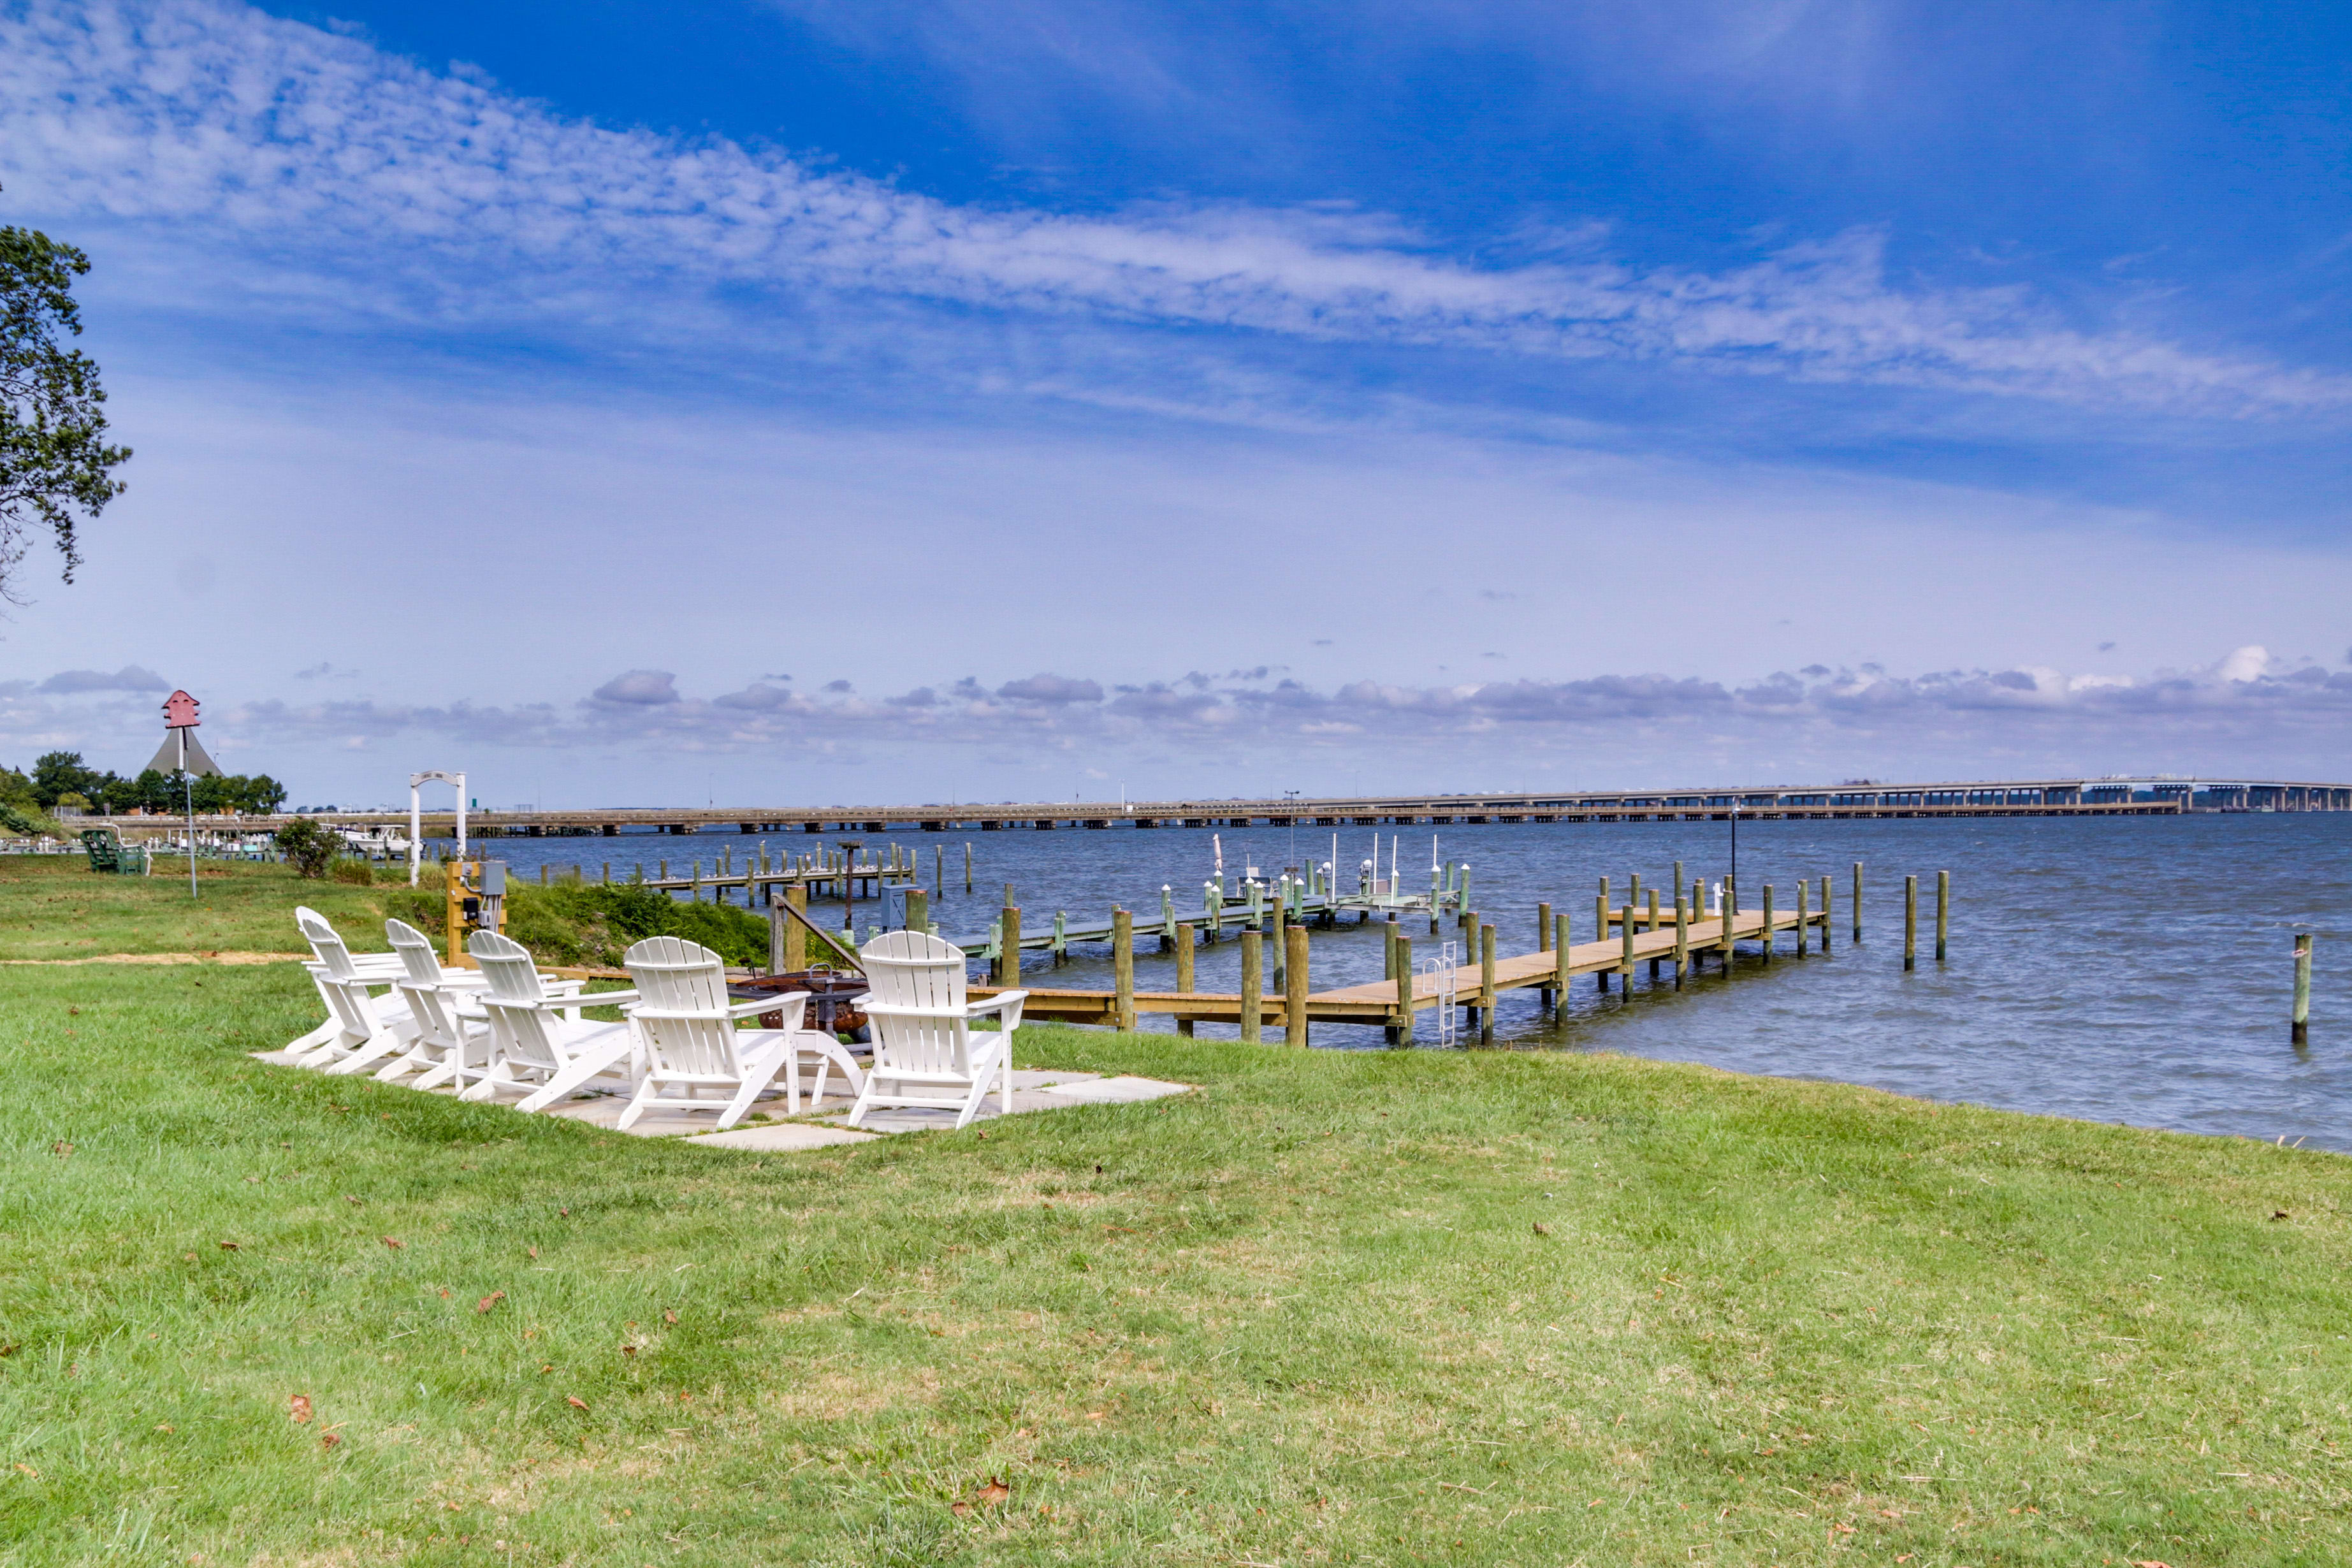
[87,773,2352,836]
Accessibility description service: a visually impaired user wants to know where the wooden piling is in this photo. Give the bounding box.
[1619,900,1635,984]
[1553,912,1569,999]
[966,842,973,894]
[1720,878,1735,968]
[1647,889,1662,978]
[1853,862,1864,944]
[784,885,808,972]
[1936,870,1950,961]
[1114,909,1136,1031]
[906,888,929,934]
[1903,875,1917,971]
[1820,875,1831,952]
[1596,885,1611,991]
[1537,901,1553,1007]
[1175,922,1197,1036]
[1286,925,1310,1047]
[1395,933,1414,1046]
[1240,932,1263,1044]
[1479,924,1497,1044]
[2293,933,2314,1044]
[1762,885,1775,963]
[1001,903,1023,986]
[1272,897,1289,989]
[1674,895,1688,987]
[1795,878,1808,959]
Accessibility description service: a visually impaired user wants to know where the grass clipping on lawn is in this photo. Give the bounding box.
[4,960,2351,1565]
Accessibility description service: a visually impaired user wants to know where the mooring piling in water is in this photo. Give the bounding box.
[1596,878,1611,991]
[1762,885,1776,963]
[1647,889,1662,979]
[1937,870,1950,961]
[1479,924,1497,1043]
[1853,862,1864,944]
[1820,874,1831,952]
[1537,901,1553,1008]
[1674,894,1688,987]
[1904,875,1919,971]
[2293,933,2314,1045]
[1795,878,1808,959]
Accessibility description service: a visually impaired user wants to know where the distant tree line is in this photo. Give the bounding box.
[3,749,287,815]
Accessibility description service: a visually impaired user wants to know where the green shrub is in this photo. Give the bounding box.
[328,858,374,886]
[273,818,338,879]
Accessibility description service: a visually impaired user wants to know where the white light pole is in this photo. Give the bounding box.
[409,770,467,886]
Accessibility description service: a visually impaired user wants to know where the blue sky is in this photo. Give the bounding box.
[3,0,2349,806]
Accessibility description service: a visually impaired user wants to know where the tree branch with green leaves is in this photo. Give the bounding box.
[1,192,131,603]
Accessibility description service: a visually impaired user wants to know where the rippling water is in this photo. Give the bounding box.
[442,814,2352,1149]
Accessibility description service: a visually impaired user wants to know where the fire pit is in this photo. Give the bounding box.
[728,968,871,1042]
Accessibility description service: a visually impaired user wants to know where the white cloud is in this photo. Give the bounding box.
[2,0,2342,417]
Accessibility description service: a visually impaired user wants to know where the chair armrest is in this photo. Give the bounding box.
[724,994,802,1020]
[966,991,1028,1016]
[497,989,640,1012]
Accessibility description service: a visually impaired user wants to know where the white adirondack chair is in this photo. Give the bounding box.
[461,931,640,1112]
[613,936,850,1132]
[848,931,1025,1131]
[293,907,418,1072]
[367,920,491,1089]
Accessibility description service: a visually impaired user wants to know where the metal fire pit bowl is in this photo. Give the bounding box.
[729,969,871,1042]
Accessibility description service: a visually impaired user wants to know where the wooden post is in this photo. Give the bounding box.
[444,858,465,968]
[936,843,944,900]
[1646,889,1661,978]
[1537,901,1553,1008]
[539,861,548,886]
[1720,877,1735,968]
[965,841,973,894]
[1674,895,1688,987]
[1794,878,1808,959]
[1554,911,1569,998]
[1240,931,1263,1044]
[1903,875,1917,971]
[2293,933,2314,1045]
[1114,908,1136,1031]
[1395,933,1414,1046]
[1272,896,1289,990]
[1002,902,1023,986]
[1285,925,1310,1047]
[1673,862,1684,919]
[1478,923,1496,1043]
[1595,885,1611,991]
[784,885,808,971]
[602,860,610,883]
[1175,922,1196,1037]
[1619,900,1634,985]
[1936,870,1950,961]
[1852,861,1864,944]
[1762,885,1775,963]
[1820,874,1832,953]
[1629,872,1642,916]
[906,888,929,935]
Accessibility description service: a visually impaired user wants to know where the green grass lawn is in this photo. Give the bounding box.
[0,853,405,961]
[6,955,2352,1567]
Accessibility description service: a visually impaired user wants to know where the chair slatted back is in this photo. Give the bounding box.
[295,907,361,982]
[386,919,444,989]
[861,931,975,1078]
[623,936,744,1080]
[470,930,564,1076]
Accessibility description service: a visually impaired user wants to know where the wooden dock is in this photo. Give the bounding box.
[974,899,1828,1029]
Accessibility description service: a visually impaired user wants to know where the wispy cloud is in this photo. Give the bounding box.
[37,664,169,694]
[11,645,2317,771]
[3,0,2342,417]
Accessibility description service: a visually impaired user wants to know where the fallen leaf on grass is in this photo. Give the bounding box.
[320,1433,340,1450]
[50,1142,71,1158]
[1532,1222,1551,1236]
[621,1345,636,1356]
[381,1236,403,1250]
[344,1195,363,1206]
[12,1463,36,1478]
[289,1394,312,1425]
[663,1310,678,1325]
[565,1396,588,1411]
[154,1423,173,1433]
[217,1242,238,1251]
[477,1291,505,1314]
